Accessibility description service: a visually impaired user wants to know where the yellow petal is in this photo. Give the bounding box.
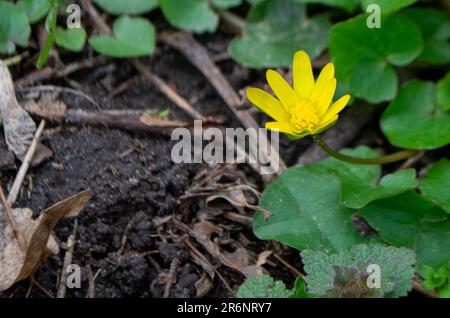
[310,63,335,107]
[314,114,338,134]
[321,94,351,123]
[266,70,298,111]
[293,51,314,100]
[316,78,337,117]
[246,88,291,122]
[265,121,296,135]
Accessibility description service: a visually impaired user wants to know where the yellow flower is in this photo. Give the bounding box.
[246,50,351,139]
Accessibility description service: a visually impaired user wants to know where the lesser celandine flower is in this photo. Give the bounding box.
[247,50,350,139]
[246,50,418,165]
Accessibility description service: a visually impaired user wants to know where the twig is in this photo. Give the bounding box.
[31,276,55,298]
[215,9,245,33]
[413,278,438,298]
[57,219,78,298]
[16,55,108,87]
[19,85,101,110]
[7,120,46,205]
[132,59,204,120]
[80,0,112,35]
[273,253,304,278]
[0,185,26,252]
[163,252,181,298]
[3,52,29,67]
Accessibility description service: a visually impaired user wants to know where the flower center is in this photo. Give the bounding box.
[290,101,319,132]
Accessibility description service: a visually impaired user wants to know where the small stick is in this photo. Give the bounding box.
[57,220,78,298]
[163,253,181,298]
[273,253,304,278]
[7,120,46,205]
[0,185,26,252]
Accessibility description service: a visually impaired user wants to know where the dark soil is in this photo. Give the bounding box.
[1,38,304,298]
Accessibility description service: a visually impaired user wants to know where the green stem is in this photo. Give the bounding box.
[312,135,419,165]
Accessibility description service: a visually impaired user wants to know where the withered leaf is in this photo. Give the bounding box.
[0,60,37,158]
[0,189,92,291]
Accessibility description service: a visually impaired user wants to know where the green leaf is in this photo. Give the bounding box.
[329,14,423,103]
[293,0,359,12]
[236,275,292,298]
[419,265,448,290]
[89,16,155,58]
[290,276,315,298]
[402,8,450,65]
[308,146,417,209]
[158,0,218,33]
[254,166,375,253]
[229,0,331,68]
[419,159,450,214]
[212,0,243,9]
[380,80,450,150]
[301,244,415,298]
[17,0,50,23]
[360,191,450,268]
[0,1,31,54]
[54,27,86,52]
[438,286,450,298]
[93,0,158,15]
[361,0,417,15]
[438,73,450,110]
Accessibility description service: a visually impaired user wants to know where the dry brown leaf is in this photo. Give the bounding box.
[0,189,92,291]
[0,60,37,158]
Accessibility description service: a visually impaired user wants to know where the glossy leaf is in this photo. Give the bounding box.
[158,0,218,33]
[329,14,423,103]
[0,1,31,54]
[17,0,50,23]
[419,159,450,214]
[229,0,330,68]
[360,192,450,268]
[402,8,450,65]
[254,166,375,253]
[381,80,450,149]
[361,0,417,15]
[308,146,418,209]
[89,16,155,58]
[438,72,450,110]
[54,27,86,52]
[93,0,158,15]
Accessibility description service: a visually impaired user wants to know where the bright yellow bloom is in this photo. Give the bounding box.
[246,51,351,139]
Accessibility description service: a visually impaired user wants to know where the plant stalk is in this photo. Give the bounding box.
[312,135,419,165]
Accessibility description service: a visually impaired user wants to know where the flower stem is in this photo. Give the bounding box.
[312,135,419,165]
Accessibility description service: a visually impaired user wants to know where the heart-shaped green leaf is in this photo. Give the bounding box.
[419,160,450,214]
[55,27,86,52]
[0,1,31,54]
[402,8,450,65]
[17,0,49,23]
[89,16,155,58]
[159,0,218,33]
[293,0,359,12]
[308,146,418,209]
[229,0,331,68]
[380,79,450,150]
[93,0,158,15]
[254,166,376,253]
[360,191,450,268]
[329,14,423,103]
[361,0,417,15]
